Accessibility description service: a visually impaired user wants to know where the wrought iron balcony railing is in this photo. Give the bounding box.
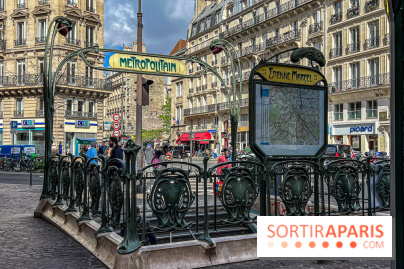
[220,0,312,39]
[242,71,251,81]
[189,88,194,94]
[364,36,379,50]
[0,73,112,91]
[208,104,217,112]
[35,36,46,44]
[308,21,323,34]
[329,47,343,58]
[211,81,217,88]
[221,57,229,64]
[189,69,193,74]
[14,39,27,46]
[0,40,6,50]
[67,0,77,6]
[17,2,26,9]
[202,84,207,90]
[334,112,343,121]
[383,34,390,46]
[85,41,98,47]
[196,86,202,92]
[38,0,48,5]
[211,60,217,66]
[346,42,360,54]
[36,110,44,117]
[347,5,360,19]
[328,73,390,93]
[330,13,342,25]
[65,110,97,119]
[66,38,81,46]
[188,37,216,54]
[265,30,301,49]
[365,0,379,13]
[14,111,24,118]
[238,121,249,127]
[86,7,95,13]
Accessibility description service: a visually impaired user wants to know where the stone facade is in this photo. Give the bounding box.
[0,0,108,156]
[104,41,168,140]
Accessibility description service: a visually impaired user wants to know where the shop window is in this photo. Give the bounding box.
[348,102,361,119]
[15,130,29,145]
[367,100,377,118]
[334,104,343,121]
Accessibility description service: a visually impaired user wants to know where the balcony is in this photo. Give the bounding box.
[346,42,360,54]
[189,69,193,74]
[308,21,323,35]
[14,111,24,118]
[189,88,194,94]
[329,47,343,58]
[196,86,202,92]
[35,36,46,44]
[208,104,217,112]
[334,112,343,121]
[330,13,342,25]
[242,71,251,81]
[66,38,81,46]
[365,0,379,13]
[383,34,390,46]
[328,73,390,93]
[36,110,44,117]
[363,36,379,50]
[221,57,229,65]
[65,111,97,119]
[85,41,98,47]
[238,121,249,127]
[346,5,360,19]
[38,0,48,5]
[86,7,95,13]
[196,65,202,72]
[348,111,361,120]
[220,0,313,39]
[202,84,207,91]
[265,30,301,49]
[188,37,215,54]
[67,0,78,6]
[212,60,218,66]
[0,73,112,91]
[211,81,218,88]
[17,2,26,9]
[14,39,27,46]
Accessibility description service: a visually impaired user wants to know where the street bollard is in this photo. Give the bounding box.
[29,165,33,186]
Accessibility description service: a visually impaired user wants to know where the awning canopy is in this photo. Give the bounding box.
[76,138,97,145]
[176,132,212,144]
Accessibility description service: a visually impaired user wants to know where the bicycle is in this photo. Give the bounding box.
[5,154,31,172]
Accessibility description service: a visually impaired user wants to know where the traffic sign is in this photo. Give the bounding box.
[10,121,18,134]
[113,114,120,121]
[113,122,120,130]
[113,130,121,137]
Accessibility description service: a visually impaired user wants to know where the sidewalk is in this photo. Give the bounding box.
[0,183,106,269]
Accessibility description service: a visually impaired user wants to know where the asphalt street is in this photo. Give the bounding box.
[0,171,44,185]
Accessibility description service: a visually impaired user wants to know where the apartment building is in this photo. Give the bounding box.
[326,0,390,154]
[104,42,167,140]
[172,0,325,151]
[0,0,108,156]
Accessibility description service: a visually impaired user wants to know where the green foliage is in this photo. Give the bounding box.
[158,97,172,134]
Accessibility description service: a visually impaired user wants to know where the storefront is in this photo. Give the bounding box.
[175,131,214,151]
[331,122,377,152]
[0,120,3,145]
[64,120,98,156]
[12,119,45,156]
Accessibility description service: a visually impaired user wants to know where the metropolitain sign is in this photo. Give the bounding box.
[109,54,185,75]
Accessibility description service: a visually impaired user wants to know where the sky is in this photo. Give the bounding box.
[103,0,195,67]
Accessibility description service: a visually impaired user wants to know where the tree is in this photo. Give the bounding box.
[158,97,172,134]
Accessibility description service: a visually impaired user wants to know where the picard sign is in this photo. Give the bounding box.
[256,65,324,86]
[109,54,185,75]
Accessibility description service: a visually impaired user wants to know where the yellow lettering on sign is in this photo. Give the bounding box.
[109,54,185,75]
[256,65,324,86]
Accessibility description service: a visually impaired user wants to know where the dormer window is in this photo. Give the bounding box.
[200,19,205,32]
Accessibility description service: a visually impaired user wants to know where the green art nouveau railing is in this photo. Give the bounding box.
[46,139,390,255]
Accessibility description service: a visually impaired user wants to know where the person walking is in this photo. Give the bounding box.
[86,141,98,164]
[79,145,88,156]
[213,147,218,159]
[98,141,107,155]
[145,144,155,164]
[152,150,164,169]
[215,148,231,194]
[109,137,123,160]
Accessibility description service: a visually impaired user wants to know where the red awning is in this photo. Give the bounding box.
[176,132,212,144]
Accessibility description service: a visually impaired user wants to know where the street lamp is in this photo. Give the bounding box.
[210,39,242,155]
[41,17,74,199]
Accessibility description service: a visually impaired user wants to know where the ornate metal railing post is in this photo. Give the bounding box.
[198,156,213,246]
[95,155,112,235]
[52,153,64,206]
[117,140,142,254]
[64,154,81,214]
[77,155,91,223]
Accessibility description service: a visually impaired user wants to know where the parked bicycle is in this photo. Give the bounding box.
[5,154,32,172]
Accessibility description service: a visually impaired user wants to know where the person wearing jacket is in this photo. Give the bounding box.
[98,141,107,155]
[109,137,123,160]
[145,144,155,164]
[86,141,98,164]
[215,148,231,194]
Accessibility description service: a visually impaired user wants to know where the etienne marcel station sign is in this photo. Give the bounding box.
[256,65,324,86]
[109,54,185,75]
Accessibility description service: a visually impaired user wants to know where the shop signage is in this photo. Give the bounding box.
[10,121,18,134]
[109,54,185,75]
[113,130,120,137]
[113,114,120,121]
[256,65,324,86]
[75,120,90,129]
[350,125,373,133]
[113,122,120,130]
[332,124,376,135]
[104,122,111,131]
[22,120,35,128]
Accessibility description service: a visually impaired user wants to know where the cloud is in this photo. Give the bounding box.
[104,0,194,57]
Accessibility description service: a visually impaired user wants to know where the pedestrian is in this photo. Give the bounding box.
[98,141,107,155]
[79,145,88,155]
[86,141,98,164]
[66,147,71,155]
[213,147,218,159]
[109,137,123,160]
[215,148,231,194]
[159,145,171,167]
[145,144,155,164]
[152,150,164,169]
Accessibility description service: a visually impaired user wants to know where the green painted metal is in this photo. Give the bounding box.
[117,139,142,254]
[77,154,91,223]
[61,159,70,201]
[374,162,391,209]
[64,154,83,214]
[108,164,125,228]
[198,156,213,246]
[88,163,101,216]
[53,154,66,207]
[73,158,85,207]
[49,158,58,198]
[95,155,113,235]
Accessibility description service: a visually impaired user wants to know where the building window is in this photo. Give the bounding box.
[206,16,211,28]
[350,62,360,88]
[77,100,84,114]
[348,102,361,120]
[38,98,44,112]
[66,99,73,112]
[215,11,221,23]
[333,66,342,91]
[16,21,26,46]
[352,0,360,7]
[37,20,47,40]
[200,19,205,32]
[0,0,4,11]
[368,58,379,85]
[86,66,94,87]
[88,100,95,115]
[176,83,180,97]
[214,117,219,125]
[86,0,95,13]
[291,21,298,33]
[334,104,343,121]
[367,21,379,48]
[17,60,25,85]
[66,23,77,44]
[67,61,76,84]
[86,26,95,47]
[16,98,23,113]
[192,24,197,36]
[227,6,233,17]
[17,0,26,9]
[367,100,377,118]
[0,61,3,85]
[334,1,342,14]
